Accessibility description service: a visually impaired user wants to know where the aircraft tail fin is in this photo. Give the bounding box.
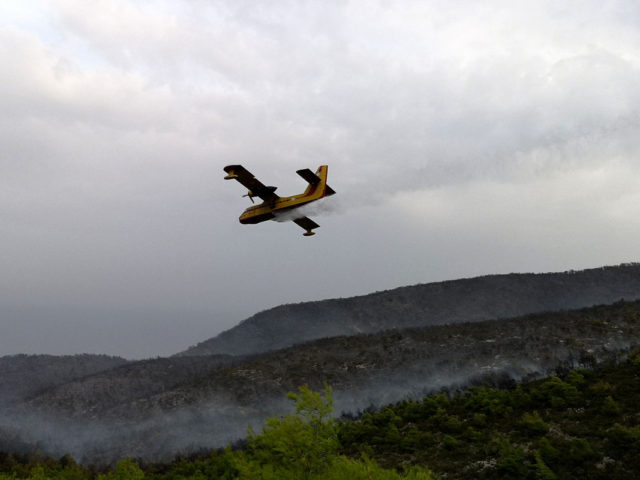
[297,166,335,197]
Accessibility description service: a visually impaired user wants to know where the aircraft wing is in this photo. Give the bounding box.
[293,216,320,236]
[223,165,280,202]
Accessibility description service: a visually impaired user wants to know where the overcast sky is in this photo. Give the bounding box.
[2,0,640,358]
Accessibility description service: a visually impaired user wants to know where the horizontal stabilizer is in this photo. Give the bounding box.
[294,216,320,236]
[325,185,336,196]
[296,168,321,185]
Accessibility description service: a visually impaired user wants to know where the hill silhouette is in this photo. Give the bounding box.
[178,263,640,356]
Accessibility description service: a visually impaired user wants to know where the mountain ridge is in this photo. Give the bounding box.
[178,263,640,357]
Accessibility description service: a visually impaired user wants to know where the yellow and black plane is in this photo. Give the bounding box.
[223,165,336,236]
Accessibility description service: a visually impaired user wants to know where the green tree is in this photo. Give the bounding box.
[532,451,556,480]
[26,465,47,480]
[492,435,528,479]
[96,459,145,480]
[323,455,435,479]
[565,370,586,388]
[238,384,338,479]
[233,384,436,480]
[521,411,549,436]
[601,395,621,416]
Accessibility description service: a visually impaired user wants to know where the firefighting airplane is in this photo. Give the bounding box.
[223,164,335,236]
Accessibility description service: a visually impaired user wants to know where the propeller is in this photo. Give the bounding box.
[243,191,255,203]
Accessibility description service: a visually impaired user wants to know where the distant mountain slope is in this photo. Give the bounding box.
[178,263,640,356]
[0,354,128,406]
[116,300,640,418]
[17,354,241,419]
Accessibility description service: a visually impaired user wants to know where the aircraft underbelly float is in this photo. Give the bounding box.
[223,164,336,236]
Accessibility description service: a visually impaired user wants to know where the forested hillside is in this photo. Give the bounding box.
[3,299,640,463]
[0,354,127,406]
[1,353,639,479]
[179,264,640,357]
[339,352,640,479]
